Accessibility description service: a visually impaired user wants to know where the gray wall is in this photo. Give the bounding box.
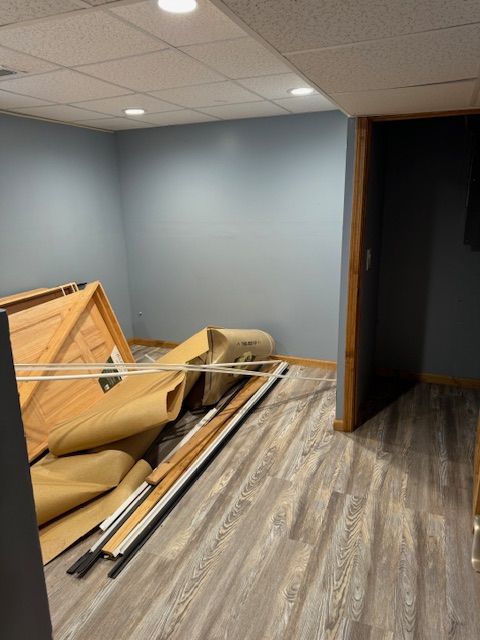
[0,113,132,334]
[117,111,348,358]
[335,117,357,420]
[375,117,480,379]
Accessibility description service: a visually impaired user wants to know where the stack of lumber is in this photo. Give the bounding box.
[68,359,287,578]
[4,282,133,461]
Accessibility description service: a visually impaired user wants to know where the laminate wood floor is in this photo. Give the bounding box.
[45,361,480,640]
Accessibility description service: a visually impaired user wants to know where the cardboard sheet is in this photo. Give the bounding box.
[39,460,151,565]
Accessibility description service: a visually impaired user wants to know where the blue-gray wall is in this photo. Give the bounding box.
[375,117,480,379]
[0,113,132,334]
[116,111,348,358]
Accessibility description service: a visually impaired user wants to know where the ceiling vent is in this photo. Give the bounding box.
[0,66,18,77]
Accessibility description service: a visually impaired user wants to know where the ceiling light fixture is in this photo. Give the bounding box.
[123,108,146,116]
[288,87,315,97]
[157,0,198,13]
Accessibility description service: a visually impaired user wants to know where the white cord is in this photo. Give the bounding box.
[14,360,276,370]
[15,362,336,383]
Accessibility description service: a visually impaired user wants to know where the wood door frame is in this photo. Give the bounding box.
[341,117,372,432]
[341,107,480,433]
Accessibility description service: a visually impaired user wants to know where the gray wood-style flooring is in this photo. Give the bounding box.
[45,356,480,639]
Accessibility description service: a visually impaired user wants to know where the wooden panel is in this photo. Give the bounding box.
[341,117,371,433]
[8,282,134,462]
[0,283,78,315]
[474,413,480,516]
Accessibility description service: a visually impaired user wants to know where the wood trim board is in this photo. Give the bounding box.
[376,368,480,390]
[341,117,371,433]
[474,413,480,517]
[129,337,336,370]
[370,107,480,122]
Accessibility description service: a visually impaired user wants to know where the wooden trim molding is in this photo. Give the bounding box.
[474,413,480,517]
[370,107,480,122]
[333,418,345,431]
[343,117,372,432]
[376,368,480,390]
[128,337,180,349]
[129,338,336,370]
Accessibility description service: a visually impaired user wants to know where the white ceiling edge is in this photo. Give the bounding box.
[208,0,346,115]
[0,108,113,132]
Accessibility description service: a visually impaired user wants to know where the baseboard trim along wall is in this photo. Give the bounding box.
[128,337,337,370]
[376,367,480,390]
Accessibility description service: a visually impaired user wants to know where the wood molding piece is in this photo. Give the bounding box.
[333,418,345,432]
[129,338,336,370]
[128,337,180,349]
[474,413,480,517]
[376,368,480,390]
[103,369,274,556]
[343,117,371,433]
[370,107,480,122]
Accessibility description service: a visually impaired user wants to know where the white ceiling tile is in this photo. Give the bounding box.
[287,24,480,93]
[111,0,245,46]
[149,81,260,107]
[0,0,84,26]
[79,49,223,91]
[199,101,288,119]
[274,94,337,113]
[0,69,131,102]
[220,0,480,51]
[139,109,217,126]
[0,11,165,66]
[13,103,109,121]
[237,73,316,99]
[181,37,290,78]
[73,117,153,130]
[72,93,182,116]
[0,45,58,76]
[333,80,477,116]
[0,89,52,109]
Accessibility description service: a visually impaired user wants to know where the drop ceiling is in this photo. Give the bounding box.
[0,0,335,130]
[2,1,477,130]
[214,0,480,117]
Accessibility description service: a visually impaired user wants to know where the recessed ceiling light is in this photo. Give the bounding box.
[123,108,146,116]
[157,0,198,13]
[288,87,315,97]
